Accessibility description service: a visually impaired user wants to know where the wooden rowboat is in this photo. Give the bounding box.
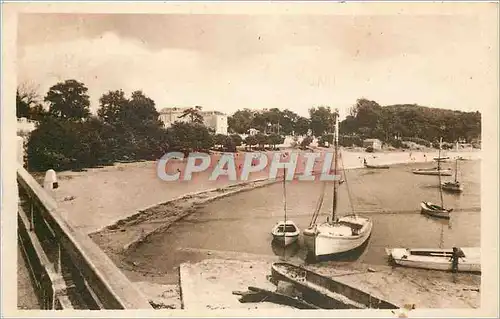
[271,262,398,309]
[271,221,300,246]
[420,201,452,219]
[385,247,480,273]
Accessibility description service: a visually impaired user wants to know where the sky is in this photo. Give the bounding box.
[17,11,498,118]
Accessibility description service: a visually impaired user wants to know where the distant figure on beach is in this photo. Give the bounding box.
[363,158,367,165]
[450,247,466,273]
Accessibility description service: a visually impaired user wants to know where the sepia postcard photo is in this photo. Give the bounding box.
[1,2,499,318]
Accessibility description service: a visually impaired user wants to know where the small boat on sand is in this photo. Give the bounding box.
[413,168,452,176]
[433,156,450,162]
[271,221,300,246]
[364,163,390,169]
[271,262,398,309]
[272,168,300,247]
[385,247,480,273]
[420,202,452,219]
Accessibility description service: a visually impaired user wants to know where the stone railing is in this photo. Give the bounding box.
[17,164,153,309]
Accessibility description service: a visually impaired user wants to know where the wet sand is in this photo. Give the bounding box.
[179,258,480,310]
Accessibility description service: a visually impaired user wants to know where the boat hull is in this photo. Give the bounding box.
[420,202,451,219]
[271,221,300,247]
[413,169,452,176]
[271,262,398,309]
[386,247,480,273]
[272,234,299,246]
[304,216,373,258]
[441,182,464,193]
[364,164,390,169]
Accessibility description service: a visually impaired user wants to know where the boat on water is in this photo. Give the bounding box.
[385,247,480,273]
[271,262,398,309]
[364,163,390,169]
[441,159,464,193]
[421,138,453,219]
[433,156,450,162]
[303,112,373,259]
[271,169,300,246]
[420,202,452,219]
[271,221,300,246]
[413,168,452,176]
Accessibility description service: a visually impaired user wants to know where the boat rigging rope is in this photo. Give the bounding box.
[339,151,356,216]
[282,168,287,260]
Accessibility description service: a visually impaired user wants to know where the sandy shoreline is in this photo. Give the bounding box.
[53,148,480,235]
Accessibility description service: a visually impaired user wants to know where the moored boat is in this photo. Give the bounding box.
[420,201,452,219]
[304,112,373,259]
[385,247,480,273]
[413,168,452,176]
[420,138,454,219]
[441,181,464,193]
[304,215,373,257]
[271,262,399,309]
[364,163,390,169]
[441,159,464,193]
[271,221,300,246]
[433,156,450,161]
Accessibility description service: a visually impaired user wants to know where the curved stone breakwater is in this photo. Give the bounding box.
[90,177,281,256]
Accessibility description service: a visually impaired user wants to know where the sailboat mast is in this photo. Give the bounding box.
[332,111,339,222]
[283,168,287,231]
[282,167,287,258]
[438,137,444,208]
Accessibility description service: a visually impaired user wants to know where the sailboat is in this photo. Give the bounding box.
[303,112,373,259]
[420,138,453,219]
[271,169,300,246]
[441,158,464,193]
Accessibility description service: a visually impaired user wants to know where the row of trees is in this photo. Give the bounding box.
[19,80,290,171]
[18,81,220,171]
[19,79,481,171]
[228,106,338,137]
[340,99,481,145]
[228,99,481,147]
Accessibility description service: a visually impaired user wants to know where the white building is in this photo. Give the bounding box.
[17,117,38,166]
[158,107,228,135]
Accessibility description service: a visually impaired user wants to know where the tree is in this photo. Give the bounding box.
[255,133,269,149]
[214,134,227,148]
[244,135,257,150]
[230,134,243,147]
[27,116,81,171]
[16,84,41,118]
[228,109,255,134]
[309,106,336,137]
[179,105,204,124]
[97,90,128,124]
[294,116,310,136]
[44,79,91,121]
[167,122,214,154]
[268,133,284,149]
